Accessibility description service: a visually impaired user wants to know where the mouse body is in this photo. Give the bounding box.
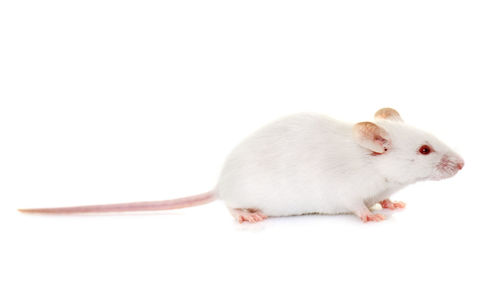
[19,108,464,223]
[217,113,402,221]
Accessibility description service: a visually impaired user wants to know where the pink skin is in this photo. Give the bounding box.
[359,212,386,222]
[231,201,403,223]
[353,198,406,222]
[350,198,405,223]
[18,192,215,214]
[352,204,386,222]
[379,199,406,210]
[230,208,268,223]
[231,208,388,223]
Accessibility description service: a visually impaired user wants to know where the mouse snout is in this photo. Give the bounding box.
[453,155,465,171]
[443,156,465,172]
[436,154,464,179]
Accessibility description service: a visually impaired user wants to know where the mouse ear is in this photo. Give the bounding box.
[353,122,392,154]
[374,108,403,122]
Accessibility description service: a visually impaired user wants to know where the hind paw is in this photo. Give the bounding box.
[230,208,268,223]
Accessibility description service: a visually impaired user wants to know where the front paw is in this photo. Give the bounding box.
[380,199,406,210]
[360,213,386,222]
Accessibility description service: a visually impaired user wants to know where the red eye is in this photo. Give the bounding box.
[419,145,432,155]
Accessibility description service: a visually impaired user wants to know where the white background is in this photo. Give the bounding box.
[1,1,499,298]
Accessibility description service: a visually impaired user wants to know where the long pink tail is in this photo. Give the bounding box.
[18,191,215,214]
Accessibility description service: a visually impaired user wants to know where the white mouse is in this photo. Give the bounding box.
[19,108,464,223]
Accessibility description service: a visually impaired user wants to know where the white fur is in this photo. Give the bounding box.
[215,113,463,217]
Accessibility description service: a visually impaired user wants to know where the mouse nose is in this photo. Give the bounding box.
[457,161,464,170]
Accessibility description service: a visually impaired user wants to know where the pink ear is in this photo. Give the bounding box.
[353,122,391,154]
[374,108,403,122]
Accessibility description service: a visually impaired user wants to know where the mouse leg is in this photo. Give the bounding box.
[379,199,406,210]
[350,203,385,222]
[230,208,268,223]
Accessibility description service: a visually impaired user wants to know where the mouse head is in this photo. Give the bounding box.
[353,108,464,184]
